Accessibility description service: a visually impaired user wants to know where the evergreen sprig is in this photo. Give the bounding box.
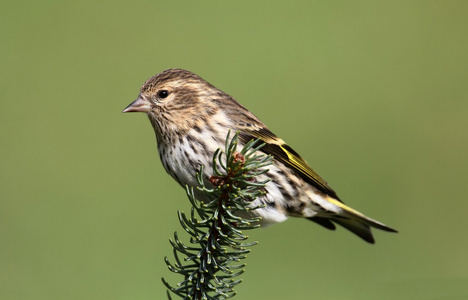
[162,131,273,300]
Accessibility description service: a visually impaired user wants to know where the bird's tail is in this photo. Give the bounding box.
[308,196,397,244]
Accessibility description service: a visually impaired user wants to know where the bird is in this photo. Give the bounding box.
[123,68,397,243]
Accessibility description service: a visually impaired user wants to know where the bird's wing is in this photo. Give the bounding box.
[238,126,398,241]
[238,126,342,201]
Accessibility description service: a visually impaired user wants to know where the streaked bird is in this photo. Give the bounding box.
[123,69,397,243]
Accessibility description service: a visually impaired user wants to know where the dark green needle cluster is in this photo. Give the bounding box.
[163,132,273,299]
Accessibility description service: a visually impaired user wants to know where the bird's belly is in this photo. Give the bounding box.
[157,132,226,188]
[158,145,204,189]
[157,136,326,225]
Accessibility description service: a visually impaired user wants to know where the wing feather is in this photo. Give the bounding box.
[237,126,398,241]
[238,127,341,201]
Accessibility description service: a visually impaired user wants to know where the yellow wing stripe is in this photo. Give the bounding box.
[325,196,366,217]
[239,127,340,200]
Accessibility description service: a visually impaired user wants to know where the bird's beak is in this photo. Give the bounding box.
[122,96,151,113]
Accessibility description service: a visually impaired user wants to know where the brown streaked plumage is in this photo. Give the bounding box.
[123,68,397,243]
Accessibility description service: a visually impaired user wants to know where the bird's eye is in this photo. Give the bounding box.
[158,90,169,99]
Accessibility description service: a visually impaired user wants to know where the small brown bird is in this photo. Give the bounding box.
[123,69,397,243]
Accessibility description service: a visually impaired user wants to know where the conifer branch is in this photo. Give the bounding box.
[162,131,273,299]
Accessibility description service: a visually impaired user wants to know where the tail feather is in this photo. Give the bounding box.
[308,217,336,230]
[308,210,397,244]
[332,217,376,244]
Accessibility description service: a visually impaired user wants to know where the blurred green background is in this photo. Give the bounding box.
[1,1,467,299]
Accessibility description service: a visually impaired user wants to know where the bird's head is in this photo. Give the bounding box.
[123,69,223,141]
[123,68,216,113]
